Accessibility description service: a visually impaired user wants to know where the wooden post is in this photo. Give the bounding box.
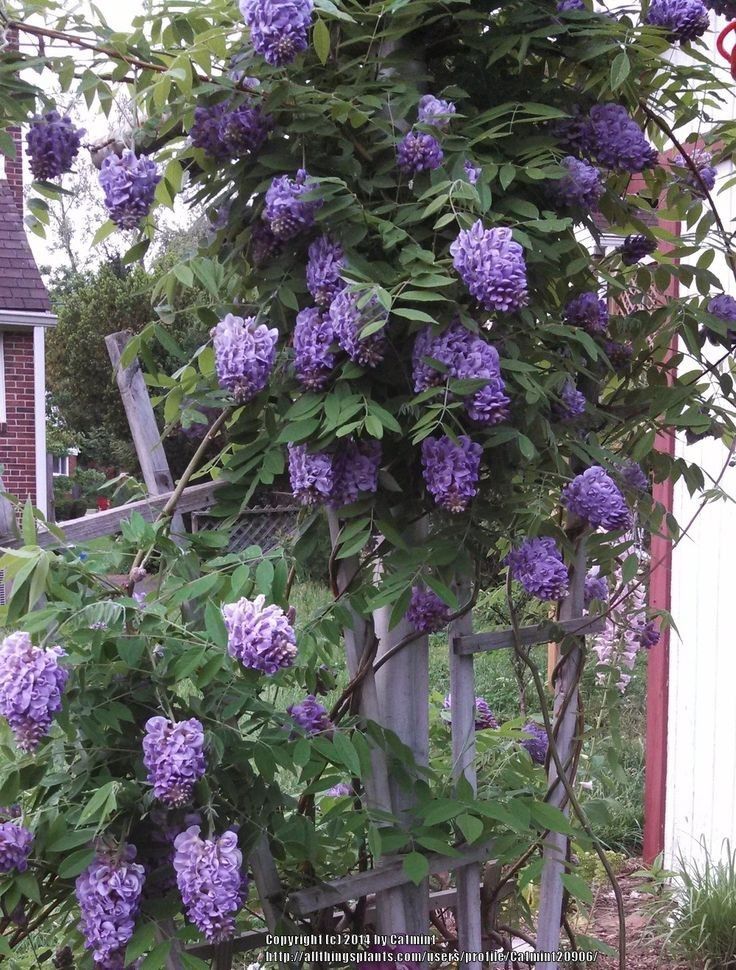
[448,579,482,966]
[373,518,430,935]
[535,536,587,967]
[46,455,56,524]
[105,331,186,541]
[249,834,288,931]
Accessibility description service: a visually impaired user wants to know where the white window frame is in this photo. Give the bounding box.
[51,454,70,477]
[0,331,6,424]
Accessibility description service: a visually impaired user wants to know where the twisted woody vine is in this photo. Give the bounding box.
[1,0,736,964]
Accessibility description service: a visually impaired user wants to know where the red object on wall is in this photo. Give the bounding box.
[717,21,736,79]
[96,496,110,511]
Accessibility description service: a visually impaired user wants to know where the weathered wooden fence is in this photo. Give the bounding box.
[0,331,609,969]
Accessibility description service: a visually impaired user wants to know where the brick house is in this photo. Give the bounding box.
[0,127,56,516]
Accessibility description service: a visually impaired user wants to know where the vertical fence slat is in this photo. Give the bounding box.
[535,537,587,968]
[250,834,288,931]
[449,580,482,965]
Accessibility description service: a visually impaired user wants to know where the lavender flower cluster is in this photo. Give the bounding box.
[645,0,709,43]
[506,537,570,601]
[421,435,482,513]
[549,156,603,211]
[142,717,207,806]
[555,381,587,421]
[328,290,388,366]
[557,104,657,174]
[561,466,631,530]
[706,293,736,345]
[584,570,609,606]
[450,222,528,313]
[396,94,456,177]
[306,236,346,307]
[173,826,246,942]
[98,151,161,229]
[412,321,510,426]
[0,632,68,753]
[212,314,279,402]
[293,307,335,388]
[619,234,657,265]
[443,693,498,730]
[263,169,321,240]
[190,100,270,159]
[521,722,548,764]
[407,587,452,633]
[563,292,608,334]
[287,695,333,735]
[673,149,717,194]
[222,594,297,675]
[76,846,146,968]
[288,439,381,508]
[240,0,313,65]
[0,821,33,874]
[26,112,84,180]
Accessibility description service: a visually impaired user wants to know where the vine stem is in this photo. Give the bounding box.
[506,568,627,970]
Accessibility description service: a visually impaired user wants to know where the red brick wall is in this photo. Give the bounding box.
[1,331,37,503]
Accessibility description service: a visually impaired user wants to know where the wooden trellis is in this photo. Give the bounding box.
[191,504,300,553]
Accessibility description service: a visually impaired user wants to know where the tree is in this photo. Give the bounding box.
[0,0,734,965]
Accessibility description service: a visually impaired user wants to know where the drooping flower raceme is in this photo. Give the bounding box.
[98,151,161,229]
[604,339,634,372]
[0,822,33,874]
[421,435,482,513]
[619,234,657,265]
[76,846,146,969]
[443,693,498,730]
[464,160,482,185]
[306,236,346,307]
[412,321,510,426]
[618,460,649,492]
[521,722,548,764]
[555,381,587,421]
[673,149,716,194]
[582,104,658,173]
[326,782,352,797]
[397,131,444,176]
[250,221,282,267]
[218,103,271,156]
[26,112,84,180]
[263,169,321,240]
[287,695,333,735]
[506,537,570,601]
[584,570,609,606]
[706,294,736,344]
[645,0,709,43]
[240,0,313,65]
[548,156,603,210]
[407,587,452,633]
[329,289,388,366]
[0,632,68,753]
[222,594,297,675]
[451,222,528,312]
[288,440,381,508]
[287,443,335,505]
[142,717,207,806]
[563,292,608,334]
[190,103,230,157]
[212,314,278,402]
[417,95,456,128]
[173,826,246,943]
[561,466,631,530]
[293,307,335,389]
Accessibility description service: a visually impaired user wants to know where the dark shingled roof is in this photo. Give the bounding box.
[0,182,51,313]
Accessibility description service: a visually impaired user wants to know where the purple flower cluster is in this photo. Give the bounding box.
[584,570,609,606]
[620,234,657,265]
[412,321,510,426]
[618,460,649,492]
[450,222,528,313]
[326,782,352,797]
[506,537,570,601]
[673,149,717,194]
[464,160,482,185]
[190,101,270,159]
[604,339,634,372]
[443,693,498,730]
[549,156,603,210]
[0,822,33,874]
[142,717,207,806]
[521,722,548,764]
[306,236,346,307]
[555,381,587,421]
[421,435,482,513]
[287,695,333,735]
[26,112,84,180]
[99,150,161,229]
[222,594,297,675]
[263,169,321,240]
[173,826,246,942]
[328,290,388,366]
[397,131,444,177]
[561,466,631,530]
[707,294,736,344]
[240,0,313,65]
[0,632,68,753]
[212,314,278,402]
[76,846,145,968]
[288,439,381,508]
[418,95,456,128]
[637,619,660,649]
[582,104,658,173]
[250,221,282,266]
[407,587,452,633]
[645,0,709,43]
[293,307,335,388]
[705,0,736,14]
[557,0,586,9]
[564,292,608,334]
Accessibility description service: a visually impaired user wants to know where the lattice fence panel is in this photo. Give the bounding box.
[191,505,301,553]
